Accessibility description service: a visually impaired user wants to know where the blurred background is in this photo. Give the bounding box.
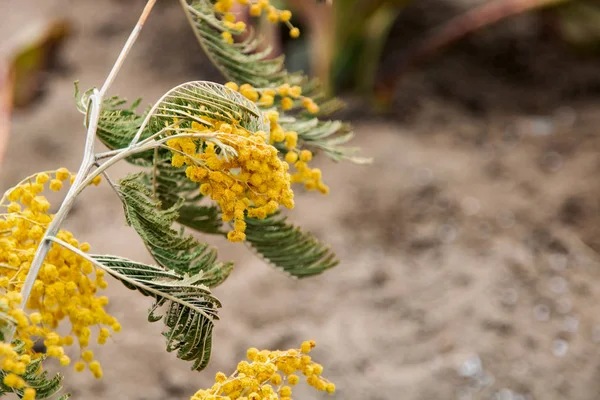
[4,0,600,399]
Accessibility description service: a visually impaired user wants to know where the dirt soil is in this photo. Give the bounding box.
[4,1,600,399]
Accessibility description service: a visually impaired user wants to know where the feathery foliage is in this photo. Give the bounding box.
[0,0,357,397]
[95,96,153,165]
[75,83,153,165]
[146,80,268,136]
[179,0,367,163]
[118,174,233,284]
[92,255,220,371]
[244,213,338,277]
[181,0,292,88]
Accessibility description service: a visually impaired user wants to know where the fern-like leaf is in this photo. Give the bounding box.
[95,96,154,165]
[277,116,368,163]
[118,173,232,285]
[92,255,220,371]
[179,0,368,163]
[75,83,153,165]
[181,0,292,88]
[244,213,339,277]
[146,80,268,137]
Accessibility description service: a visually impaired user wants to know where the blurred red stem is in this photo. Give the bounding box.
[376,0,569,102]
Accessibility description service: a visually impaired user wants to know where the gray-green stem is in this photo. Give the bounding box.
[7,0,157,344]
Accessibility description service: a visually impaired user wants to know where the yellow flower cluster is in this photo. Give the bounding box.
[223,83,328,194]
[190,340,335,400]
[0,168,118,396]
[166,120,294,242]
[225,82,319,115]
[214,0,300,43]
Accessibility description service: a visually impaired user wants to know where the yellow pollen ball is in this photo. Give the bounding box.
[225,82,239,92]
[267,10,279,23]
[281,97,294,110]
[249,4,261,16]
[23,388,36,400]
[270,374,282,385]
[89,361,103,379]
[300,341,313,353]
[215,372,227,383]
[222,31,233,44]
[289,86,302,98]
[55,168,70,180]
[29,312,42,324]
[36,173,50,184]
[246,347,258,361]
[280,10,292,22]
[49,179,63,192]
[82,350,94,363]
[3,373,25,389]
[290,28,300,38]
[299,150,312,162]
[313,363,324,375]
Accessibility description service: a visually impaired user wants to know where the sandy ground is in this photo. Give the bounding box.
[4,1,600,399]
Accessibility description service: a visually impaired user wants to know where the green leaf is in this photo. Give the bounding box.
[92,255,220,371]
[74,84,153,165]
[118,173,232,285]
[95,96,154,165]
[245,212,339,277]
[179,0,369,163]
[146,80,268,137]
[181,0,293,88]
[278,116,369,163]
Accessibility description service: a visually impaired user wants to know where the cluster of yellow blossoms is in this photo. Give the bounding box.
[215,0,301,45]
[210,0,330,198]
[224,82,329,195]
[0,169,118,396]
[167,119,294,242]
[224,82,319,115]
[191,341,335,400]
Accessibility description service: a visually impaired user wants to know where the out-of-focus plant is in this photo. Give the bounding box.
[551,1,600,51]
[0,0,367,398]
[283,0,600,102]
[282,0,408,94]
[329,0,408,93]
[0,19,70,164]
[374,0,600,106]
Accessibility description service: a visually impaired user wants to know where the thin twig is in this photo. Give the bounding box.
[13,92,101,328]
[152,148,159,199]
[95,149,123,161]
[8,0,158,343]
[99,0,158,96]
[95,162,122,199]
